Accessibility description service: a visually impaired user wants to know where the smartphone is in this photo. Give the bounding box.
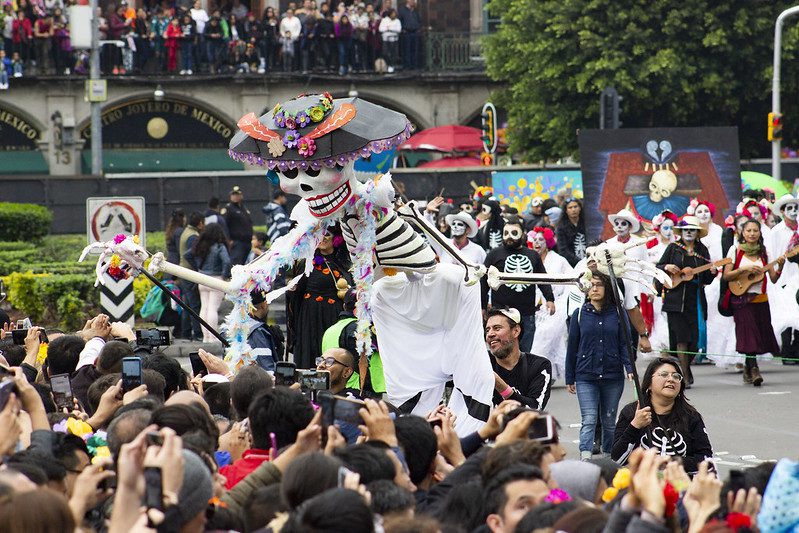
[317,391,336,443]
[189,351,207,377]
[16,318,31,330]
[121,356,142,393]
[528,414,555,442]
[0,379,15,411]
[143,467,163,511]
[135,329,171,348]
[332,395,366,425]
[274,362,296,386]
[11,329,27,345]
[295,369,330,391]
[50,373,74,411]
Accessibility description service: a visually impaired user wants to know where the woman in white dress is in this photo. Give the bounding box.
[529,226,573,379]
[689,199,743,369]
[645,210,677,355]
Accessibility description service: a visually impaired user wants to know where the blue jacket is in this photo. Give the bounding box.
[187,242,231,277]
[565,302,632,384]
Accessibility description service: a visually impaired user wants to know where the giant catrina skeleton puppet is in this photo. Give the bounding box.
[80,93,669,435]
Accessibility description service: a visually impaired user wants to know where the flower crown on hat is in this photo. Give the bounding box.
[528,226,555,249]
[652,210,679,230]
[686,198,715,217]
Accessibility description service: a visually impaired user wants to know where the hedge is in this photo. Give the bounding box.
[0,203,53,242]
[3,272,101,331]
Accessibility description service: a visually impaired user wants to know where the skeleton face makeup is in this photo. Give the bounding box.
[694,204,711,225]
[460,203,474,215]
[659,220,674,240]
[502,224,525,248]
[449,219,467,237]
[278,162,354,219]
[531,232,546,252]
[747,205,762,221]
[613,219,631,237]
[648,169,677,203]
[481,204,492,216]
[783,202,798,221]
[681,228,698,242]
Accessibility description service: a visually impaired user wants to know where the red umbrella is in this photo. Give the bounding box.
[417,156,484,168]
[398,125,484,152]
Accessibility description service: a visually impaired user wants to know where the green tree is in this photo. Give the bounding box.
[484,0,799,160]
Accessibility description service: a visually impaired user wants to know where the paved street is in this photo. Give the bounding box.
[546,358,799,476]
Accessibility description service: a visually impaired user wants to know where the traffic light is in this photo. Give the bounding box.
[481,152,493,166]
[600,87,621,129]
[481,102,497,154]
[768,112,783,142]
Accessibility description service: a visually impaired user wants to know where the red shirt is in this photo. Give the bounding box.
[219,449,271,489]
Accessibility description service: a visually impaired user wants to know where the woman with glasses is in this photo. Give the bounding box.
[612,357,713,474]
[566,272,633,460]
[287,224,353,369]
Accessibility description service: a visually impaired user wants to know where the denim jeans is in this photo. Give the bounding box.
[229,240,251,266]
[180,41,194,71]
[180,279,203,340]
[519,313,536,353]
[575,379,625,454]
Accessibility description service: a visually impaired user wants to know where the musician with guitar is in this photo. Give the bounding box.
[656,216,718,389]
[722,219,783,386]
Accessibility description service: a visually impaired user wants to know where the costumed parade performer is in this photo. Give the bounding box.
[765,194,799,365]
[645,210,678,355]
[528,226,573,379]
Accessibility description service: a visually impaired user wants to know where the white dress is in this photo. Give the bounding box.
[702,223,744,368]
[531,250,573,379]
[645,238,670,358]
[765,220,799,336]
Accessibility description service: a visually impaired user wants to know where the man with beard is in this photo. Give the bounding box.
[478,199,506,250]
[482,217,555,352]
[485,307,552,409]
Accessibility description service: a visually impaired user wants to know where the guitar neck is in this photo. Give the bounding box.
[691,262,717,275]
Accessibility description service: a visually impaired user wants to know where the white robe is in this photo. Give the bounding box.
[765,220,799,335]
[531,250,573,379]
[645,238,670,358]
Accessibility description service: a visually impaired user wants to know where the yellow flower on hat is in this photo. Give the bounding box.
[132,235,140,245]
[66,417,94,438]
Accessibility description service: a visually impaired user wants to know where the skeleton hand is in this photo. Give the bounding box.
[487,265,502,290]
[464,264,486,286]
[148,252,165,276]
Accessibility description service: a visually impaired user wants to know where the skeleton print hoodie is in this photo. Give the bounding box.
[482,245,554,314]
[612,400,713,475]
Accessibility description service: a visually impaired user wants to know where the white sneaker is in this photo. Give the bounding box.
[186,69,193,75]
[13,72,22,78]
[257,67,265,74]
[387,66,394,73]
[64,68,70,75]
[180,69,186,75]
[0,83,7,90]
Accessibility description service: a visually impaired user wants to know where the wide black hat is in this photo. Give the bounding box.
[228,92,411,171]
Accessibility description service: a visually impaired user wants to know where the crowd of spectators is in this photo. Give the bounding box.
[0,0,424,86]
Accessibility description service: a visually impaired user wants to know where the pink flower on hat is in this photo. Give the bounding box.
[297,136,316,157]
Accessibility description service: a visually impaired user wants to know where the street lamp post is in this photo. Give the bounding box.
[90,0,102,175]
[772,6,799,181]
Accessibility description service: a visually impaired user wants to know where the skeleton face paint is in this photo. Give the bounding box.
[531,232,546,252]
[747,205,762,221]
[783,202,798,221]
[481,204,491,216]
[278,162,355,219]
[502,224,525,248]
[449,219,467,237]
[694,204,711,225]
[648,169,677,203]
[613,219,631,238]
[681,228,698,242]
[460,203,474,215]
[659,220,674,240]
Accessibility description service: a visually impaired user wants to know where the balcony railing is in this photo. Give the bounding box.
[424,32,485,71]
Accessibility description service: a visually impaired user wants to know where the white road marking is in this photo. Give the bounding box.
[758,391,791,395]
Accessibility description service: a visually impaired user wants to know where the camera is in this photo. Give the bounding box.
[274,362,297,386]
[135,328,170,348]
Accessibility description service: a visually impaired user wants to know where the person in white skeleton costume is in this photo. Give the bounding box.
[529,226,573,379]
[765,194,799,365]
[644,210,678,356]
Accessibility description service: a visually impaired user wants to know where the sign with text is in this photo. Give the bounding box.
[78,97,235,149]
[86,197,146,249]
[0,106,41,151]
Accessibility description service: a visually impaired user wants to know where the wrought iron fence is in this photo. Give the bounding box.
[424,32,485,71]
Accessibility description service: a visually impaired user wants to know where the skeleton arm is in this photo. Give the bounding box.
[147,253,234,293]
[396,200,486,285]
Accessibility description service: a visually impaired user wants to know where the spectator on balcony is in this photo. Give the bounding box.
[315,3,335,72]
[164,15,181,73]
[178,12,195,74]
[260,6,279,69]
[52,9,71,75]
[279,7,301,59]
[0,49,10,89]
[204,13,224,73]
[229,0,248,22]
[243,11,263,72]
[150,7,169,73]
[379,0,393,18]
[298,5,317,73]
[131,8,150,73]
[351,3,368,72]
[279,29,293,72]
[334,13,352,76]
[378,8,400,73]
[33,11,53,74]
[12,10,33,69]
[3,5,14,54]
[107,4,129,74]
[365,3,381,71]
[190,0,208,62]
[398,0,420,70]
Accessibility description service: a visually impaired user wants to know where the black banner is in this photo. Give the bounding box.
[0,107,41,151]
[79,97,235,149]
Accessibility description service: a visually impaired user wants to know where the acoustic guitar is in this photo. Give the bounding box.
[728,245,799,296]
[667,258,732,289]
